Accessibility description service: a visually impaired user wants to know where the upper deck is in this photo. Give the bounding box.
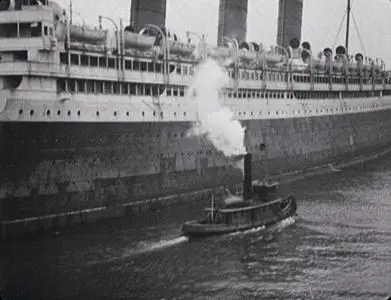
[0,0,390,93]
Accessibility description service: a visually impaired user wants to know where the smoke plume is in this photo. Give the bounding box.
[186,59,246,157]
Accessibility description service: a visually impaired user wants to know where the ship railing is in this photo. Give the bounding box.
[0,60,60,75]
[139,24,170,87]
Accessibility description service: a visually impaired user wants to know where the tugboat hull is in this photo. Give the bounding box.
[182,196,297,237]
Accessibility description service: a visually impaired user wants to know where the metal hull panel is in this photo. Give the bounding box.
[1,108,391,225]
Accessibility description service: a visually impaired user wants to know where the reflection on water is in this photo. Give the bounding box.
[3,155,391,299]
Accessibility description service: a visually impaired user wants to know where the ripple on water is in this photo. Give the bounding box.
[5,154,391,300]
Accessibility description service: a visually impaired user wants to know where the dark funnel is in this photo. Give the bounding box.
[243,153,252,200]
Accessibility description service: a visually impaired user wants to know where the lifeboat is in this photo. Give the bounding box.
[123,31,155,50]
[70,25,107,45]
[167,40,196,56]
[263,52,285,68]
[238,49,257,61]
[207,46,233,60]
[69,42,107,53]
[238,41,258,61]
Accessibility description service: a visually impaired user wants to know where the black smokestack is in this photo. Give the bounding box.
[243,153,252,200]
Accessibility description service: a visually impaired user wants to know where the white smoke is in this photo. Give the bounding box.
[186,59,246,157]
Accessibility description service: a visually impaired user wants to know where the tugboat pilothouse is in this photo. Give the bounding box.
[0,0,391,236]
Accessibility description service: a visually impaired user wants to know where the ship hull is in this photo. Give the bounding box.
[1,108,391,236]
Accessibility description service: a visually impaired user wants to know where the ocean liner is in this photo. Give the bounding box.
[0,0,391,237]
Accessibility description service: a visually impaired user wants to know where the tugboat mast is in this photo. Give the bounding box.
[345,0,351,53]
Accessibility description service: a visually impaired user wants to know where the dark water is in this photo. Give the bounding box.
[3,156,391,299]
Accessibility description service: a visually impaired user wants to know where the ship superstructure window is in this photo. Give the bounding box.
[108,58,115,69]
[125,60,132,70]
[140,61,147,71]
[56,79,185,98]
[31,22,42,37]
[71,54,79,65]
[113,82,120,95]
[87,81,95,93]
[104,81,112,94]
[145,85,151,96]
[81,55,89,66]
[290,90,385,100]
[137,84,146,95]
[156,63,162,73]
[122,83,129,95]
[69,80,76,93]
[90,56,98,67]
[57,79,66,93]
[99,57,107,68]
[96,81,103,93]
[0,23,17,38]
[60,53,68,64]
[77,80,85,93]
[130,84,136,95]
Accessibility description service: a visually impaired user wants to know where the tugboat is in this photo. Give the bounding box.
[181,154,297,237]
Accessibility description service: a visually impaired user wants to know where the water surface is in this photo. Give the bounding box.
[4,156,391,299]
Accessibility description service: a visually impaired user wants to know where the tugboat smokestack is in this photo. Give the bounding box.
[243,153,252,200]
